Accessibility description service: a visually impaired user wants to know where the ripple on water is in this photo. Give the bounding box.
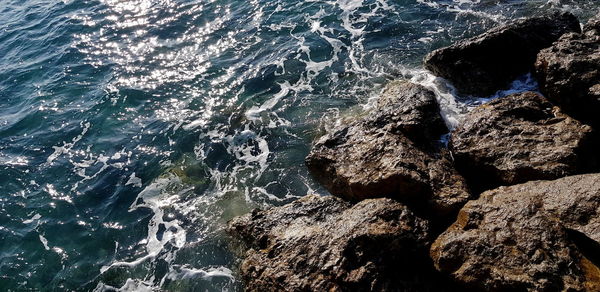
[0,0,599,290]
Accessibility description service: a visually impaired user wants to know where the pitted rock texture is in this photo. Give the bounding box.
[431,173,600,292]
[535,13,600,127]
[228,195,447,292]
[425,11,580,96]
[584,12,600,34]
[306,82,470,215]
[450,92,596,191]
[364,81,448,148]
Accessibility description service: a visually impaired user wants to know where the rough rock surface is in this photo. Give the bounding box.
[306,82,470,214]
[450,92,596,191]
[425,11,580,96]
[364,81,448,148]
[229,195,449,292]
[535,13,600,127]
[431,173,600,291]
[584,12,600,34]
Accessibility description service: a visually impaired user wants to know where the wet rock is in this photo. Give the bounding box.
[535,13,600,127]
[431,173,600,291]
[450,92,596,191]
[306,82,470,215]
[364,81,448,148]
[425,11,580,96]
[229,195,446,292]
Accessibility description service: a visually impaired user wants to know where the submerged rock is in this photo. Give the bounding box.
[306,82,470,215]
[431,173,600,291]
[229,195,450,292]
[425,11,580,96]
[535,13,600,127]
[450,92,596,191]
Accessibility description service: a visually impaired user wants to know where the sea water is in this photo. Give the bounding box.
[1,0,598,290]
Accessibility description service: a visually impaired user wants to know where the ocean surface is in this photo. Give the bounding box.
[1,0,598,290]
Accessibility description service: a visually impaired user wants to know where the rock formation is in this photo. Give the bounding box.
[450,91,597,191]
[228,195,458,292]
[431,174,600,291]
[229,11,600,292]
[535,12,600,127]
[425,11,580,96]
[306,81,470,215]
[364,80,448,148]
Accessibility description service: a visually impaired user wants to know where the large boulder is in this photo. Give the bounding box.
[364,81,448,148]
[228,195,457,291]
[306,82,470,215]
[450,92,597,191]
[431,173,600,291]
[535,13,600,127]
[425,11,580,96]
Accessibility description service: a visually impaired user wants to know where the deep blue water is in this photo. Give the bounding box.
[1,0,598,291]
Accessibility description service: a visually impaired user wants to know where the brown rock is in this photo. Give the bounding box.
[431,173,600,291]
[450,92,596,191]
[229,195,452,292]
[364,81,448,148]
[535,13,600,127]
[425,11,581,96]
[306,82,470,215]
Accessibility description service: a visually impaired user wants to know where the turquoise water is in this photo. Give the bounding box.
[1,0,598,290]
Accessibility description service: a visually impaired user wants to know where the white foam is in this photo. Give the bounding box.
[409,70,468,129]
[23,213,41,224]
[245,81,292,120]
[101,175,187,274]
[39,234,50,250]
[93,279,154,292]
[225,127,271,178]
[125,172,143,188]
[337,0,367,38]
[46,121,90,164]
[409,70,540,130]
[163,266,234,282]
[417,0,506,23]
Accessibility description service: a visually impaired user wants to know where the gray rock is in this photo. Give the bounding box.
[306,82,470,215]
[584,12,600,34]
[425,11,580,96]
[450,92,596,191]
[431,173,600,291]
[228,195,450,292]
[535,13,600,127]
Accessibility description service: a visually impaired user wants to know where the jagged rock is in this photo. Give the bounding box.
[450,92,596,191]
[431,173,600,291]
[535,13,600,127]
[306,82,470,215]
[425,11,580,96]
[229,195,453,292]
[364,81,448,148]
[584,12,600,34]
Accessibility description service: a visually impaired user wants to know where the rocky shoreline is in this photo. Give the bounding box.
[228,11,600,292]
